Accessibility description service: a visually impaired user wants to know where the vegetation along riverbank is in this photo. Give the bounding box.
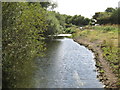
[2,1,119,88]
[72,25,119,88]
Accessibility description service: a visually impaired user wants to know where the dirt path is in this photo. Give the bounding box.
[73,37,118,88]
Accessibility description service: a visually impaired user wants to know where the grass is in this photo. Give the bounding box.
[99,69,105,74]
[73,25,119,86]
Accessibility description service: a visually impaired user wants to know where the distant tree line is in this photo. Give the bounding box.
[63,14,90,26]
[2,1,119,88]
[92,7,120,24]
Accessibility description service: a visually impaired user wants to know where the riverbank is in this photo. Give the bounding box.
[73,38,118,88]
[72,25,119,88]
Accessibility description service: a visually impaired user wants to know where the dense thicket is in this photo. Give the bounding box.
[2,2,66,88]
[64,14,90,26]
[2,2,48,88]
[43,11,65,36]
[92,7,120,24]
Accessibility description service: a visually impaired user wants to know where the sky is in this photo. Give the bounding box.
[52,0,120,18]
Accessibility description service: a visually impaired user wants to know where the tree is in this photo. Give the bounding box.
[92,12,101,20]
[65,15,90,26]
[2,2,47,88]
[40,2,51,9]
[110,8,120,24]
[105,7,115,13]
[55,12,65,27]
[44,11,61,36]
[93,7,119,24]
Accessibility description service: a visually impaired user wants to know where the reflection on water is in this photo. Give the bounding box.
[2,40,46,88]
[33,38,104,88]
[3,37,104,88]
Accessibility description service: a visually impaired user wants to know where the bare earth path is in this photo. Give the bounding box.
[74,37,118,88]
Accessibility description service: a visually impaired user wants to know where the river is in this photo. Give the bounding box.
[15,37,104,88]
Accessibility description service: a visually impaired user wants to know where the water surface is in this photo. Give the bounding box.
[32,38,103,88]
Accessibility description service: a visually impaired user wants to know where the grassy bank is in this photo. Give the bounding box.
[72,25,119,88]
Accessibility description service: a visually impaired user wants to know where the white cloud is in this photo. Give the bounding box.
[52,0,119,18]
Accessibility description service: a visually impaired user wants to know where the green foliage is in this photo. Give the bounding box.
[93,7,120,24]
[102,46,118,75]
[40,2,51,9]
[110,8,120,24]
[55,12,65,27]
[43,11,66,36]
[64,25,78,34]
[64,28,74,34]
[40,1,57,10]
[64,14,90,26]
[2,2,68,87]
[99,69,105,73]
[92,25,118,31]
[65,15,72,24]
[73,25,119,79]
[75,28,119,87]
[2,2,47,88]
[105,7,115,13]
[44,11,61,36]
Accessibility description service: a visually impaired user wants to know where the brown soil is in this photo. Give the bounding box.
[73,37,118,88]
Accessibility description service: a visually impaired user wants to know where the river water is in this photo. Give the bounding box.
[14,37,104,88]
[31,37,103,88]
